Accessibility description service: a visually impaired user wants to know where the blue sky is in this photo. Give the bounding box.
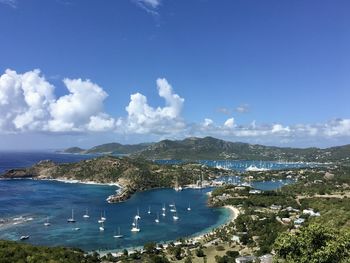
[0,0,349,149]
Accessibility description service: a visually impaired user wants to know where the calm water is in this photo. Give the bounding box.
[0,152,303,251]
[0,179,229,251]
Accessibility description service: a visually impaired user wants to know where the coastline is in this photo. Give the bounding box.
[97,205,241,256]
[190,205,240,243]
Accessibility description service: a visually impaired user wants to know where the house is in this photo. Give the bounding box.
[231,235,240,242]
[259,254,273,263]
[282,217,291,223]
[303,209,320,217]
[270,204,282,210]
[294,218,305,225]
[249,189,262,194]
[235,256,256,263]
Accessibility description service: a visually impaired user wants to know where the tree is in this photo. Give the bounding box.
[196,247,205,257]
[144,242,157,254]
[274,223,350,263]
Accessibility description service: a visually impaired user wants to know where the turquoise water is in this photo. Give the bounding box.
[0,152,303,251]
[0,179,229,251]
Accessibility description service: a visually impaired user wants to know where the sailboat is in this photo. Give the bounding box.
[170,204,176,213]
[44,216,51,226]
[98,211,105,223]
[131,219,140,232]
[162,204,166,211]
[20,235,29,240]
[147,206,151,214]
[101,211,106,221]
[173,212,179,221]
[113,227,123,238]
[67,209,76,223]
[99,222,105,231]
[187,203,191,211]
[155,212,160,223]
[83,208,90,218]
[135,208,141,220]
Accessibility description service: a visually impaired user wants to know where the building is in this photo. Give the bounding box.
[235,256,256,263]
[259,254,273,263]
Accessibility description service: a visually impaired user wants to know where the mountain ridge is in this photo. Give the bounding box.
[63,136,350,162]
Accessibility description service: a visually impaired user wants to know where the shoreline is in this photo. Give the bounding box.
[0,177,122,188]
[189,205,240,243]
[96,205,240,256]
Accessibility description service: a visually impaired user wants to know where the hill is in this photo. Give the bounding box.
[62,137,350,162]
[62,142,151,155]
[1,156,223,203]
[132,136,350,162]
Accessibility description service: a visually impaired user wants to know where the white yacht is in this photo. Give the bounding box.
[131,219,140,232]
[83,208,90,218]
[67,209,76,223]
[99,222,105,231]
[113,227,123,238]
[155,212,160,223]
[44,216,51,226]
[173,213,179,221]
[135,208,141,220]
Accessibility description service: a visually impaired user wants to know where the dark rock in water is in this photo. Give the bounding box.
[2,169,32,179]
[106,188,135,203]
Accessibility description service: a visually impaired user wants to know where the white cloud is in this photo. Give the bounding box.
[0,0,17,8]
[203,118,214,127]
[138,0,160,8]
[132,0,161,15]
[1,68,350,146]
[271,124,290,134]
[0,69,54,132]
[324,119,350,137]
[235,104,249,113]
[224,118,235,129]
[123,78,185,134]
[47,78,110,132]
[87,114,116,132]
[0,69,114,133]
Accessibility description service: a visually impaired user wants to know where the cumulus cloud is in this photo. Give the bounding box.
[203,118,214,127]
[1,68,350,146]
[0,69,114,133]
[123,78,185,134]
[193,116,350,144]
[224,118,235,129]
[0,69,54,132]
[48,78,109,132]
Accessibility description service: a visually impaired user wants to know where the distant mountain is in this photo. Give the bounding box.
[62,142,152,155]
[131,136,350,162]
[62,137,350,162]
[63,147,85,154]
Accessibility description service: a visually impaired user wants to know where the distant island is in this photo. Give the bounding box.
[62,136,350,162]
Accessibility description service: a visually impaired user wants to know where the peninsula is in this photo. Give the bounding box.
[1,156,228,203]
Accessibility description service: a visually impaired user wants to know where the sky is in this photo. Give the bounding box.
[0,0,349,150]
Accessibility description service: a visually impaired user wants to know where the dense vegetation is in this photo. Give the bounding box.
[63,136,350,161]
[0,240,99,263]
[63,142,151,155]
[1,156,225,202]
[274,224,350,263]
